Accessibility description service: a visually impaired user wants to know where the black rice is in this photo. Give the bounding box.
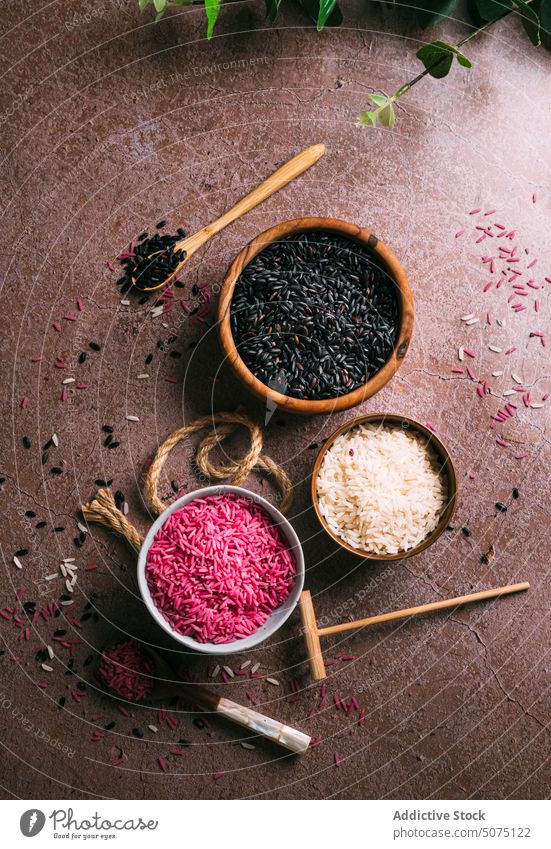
[115,227,186,293]
[230,231,399,400]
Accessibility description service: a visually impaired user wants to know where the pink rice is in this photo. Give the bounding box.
[145,494,296,644]
[99,639,154,701]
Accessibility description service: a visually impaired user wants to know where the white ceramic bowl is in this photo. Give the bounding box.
[137,484,305,655]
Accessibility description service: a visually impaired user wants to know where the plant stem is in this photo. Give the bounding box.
[388,9,517,105]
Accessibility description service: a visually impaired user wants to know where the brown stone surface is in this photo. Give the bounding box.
[1,0,550,800]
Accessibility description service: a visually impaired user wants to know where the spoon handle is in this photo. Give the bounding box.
[216,696,311,754]
[178,144,325,257]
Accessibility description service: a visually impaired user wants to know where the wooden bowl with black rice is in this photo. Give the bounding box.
[217,218,414,415]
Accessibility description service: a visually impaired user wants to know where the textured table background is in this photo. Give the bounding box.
[1,0,550,800]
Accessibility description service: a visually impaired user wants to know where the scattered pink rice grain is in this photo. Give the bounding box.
[158,756,168,772]
[145,494,296,644]
[334,751,341,767]
[99,639,154,701]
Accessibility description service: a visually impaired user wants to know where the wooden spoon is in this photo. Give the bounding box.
[138,144,325,292]
[100,644,311,755]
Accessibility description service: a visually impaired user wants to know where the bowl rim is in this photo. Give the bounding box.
[310,412,458,561]
[217,217,414,415]
[137,484,305,655]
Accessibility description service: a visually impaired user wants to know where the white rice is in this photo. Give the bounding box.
[316,423,447,555]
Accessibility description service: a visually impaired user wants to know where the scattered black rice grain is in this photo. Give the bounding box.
[115,227,186,293]
[171,480,179,493]
[108,442,120,449]
[15,548,28,557]
[114,490,124,510]
[132,728,144,738]
[104,435,113,447]
[95,478,108,487]
[22,436,31,449]
[156,220,166,229]
[145,353,153,365]
[51,467,63,476]
[178,738,191,747]
[104,721,116,730]
[25,510,36,518]
[512,487,520,499]
[43,438,54,451]
[41,451,49,464]
[54,629,66,637]
[102,425,114,433]
[58,696,66,708]
[462,527,471,537]
[36,520,47,529]
[193,718,205,730]
[83,654,94,665]
[53,526,65,533]
[496,502,507,512]
[77,681,87,691]
[78,352,87,364]
[230,231,399,400]
[308,442,319,449]
[89,342,101,351]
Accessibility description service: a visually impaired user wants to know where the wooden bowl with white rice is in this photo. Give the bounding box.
[312,414,457,560]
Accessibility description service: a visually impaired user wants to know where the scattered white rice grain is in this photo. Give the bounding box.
[488,345,502,353]
[492,370,503,377]
[458,347,465,361]
[62,378,75,384]
[461,313,475,321]
[52,433,59,447]
[251,663,260,674]
[13,556,23,569]
[120,299,130,306]
[266,678,280,686]
[123,502,129,515]
[211,665,220,678]
[148,724,158,733]
[60,564,67,578]
[61,600,74,606]
[63,558,75,563]
[531,403,544,409]
[45,573,58,581]
[126,415,139,422]
[77,522,88,535]
[47,645,54,659]
[316,423,447,556]
[241,742,256,749]
[41,663,53,672]
[503,389,516,396]
[137,374,149,380]
[240,660,252,669]
[511,373,523,384]
[223,665,235,678]
[151,306,164,318]
[465,318,479,325]
[65,579,74,593]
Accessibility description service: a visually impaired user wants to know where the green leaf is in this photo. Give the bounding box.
[515,0,541,44]
[153,0,167,10]
[474,0,511,20]
[416,41,454,77]
[378,101,396,127]
[139,0,151,12]
[368,93,388,106]
[358,110,378,127]
[317,0,338,30]
[541,0,551,42]
[265,0,282,22]
[205,0,220,37]
[417,0,460,29]
[416,39,472,78]
[298,0,343,27]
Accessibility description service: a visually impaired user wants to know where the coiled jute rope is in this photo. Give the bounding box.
[81,409,293,549]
